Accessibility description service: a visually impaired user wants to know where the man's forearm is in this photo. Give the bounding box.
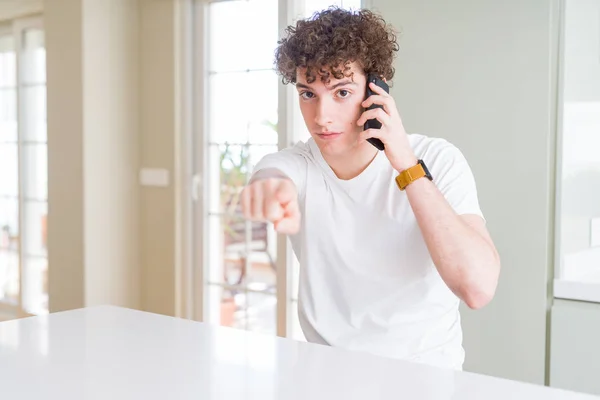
[404,177,500,309]
[249,168,291,183]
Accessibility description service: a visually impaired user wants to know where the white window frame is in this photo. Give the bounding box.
[187,0,301,338]
[185,0,362,337]
[0,15,46,319]
[552,0,600,304]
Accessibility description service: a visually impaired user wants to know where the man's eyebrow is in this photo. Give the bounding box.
[295,80,358,91]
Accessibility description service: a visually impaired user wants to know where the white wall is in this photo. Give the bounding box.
[139,0,179,317]
[46,0,86,310]
[367,0,558,384]
[46,0,141,311]
[43,0,183,317]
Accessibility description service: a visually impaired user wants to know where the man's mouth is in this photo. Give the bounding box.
[317,131,342,139]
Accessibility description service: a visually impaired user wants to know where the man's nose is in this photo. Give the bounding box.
[314,98,334,127]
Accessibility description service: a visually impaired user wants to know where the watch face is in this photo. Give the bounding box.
[419,159,433,180]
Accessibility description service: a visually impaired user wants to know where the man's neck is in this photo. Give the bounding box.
[323,143,379,180]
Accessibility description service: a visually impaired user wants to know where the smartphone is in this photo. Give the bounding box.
[364,74,389,151]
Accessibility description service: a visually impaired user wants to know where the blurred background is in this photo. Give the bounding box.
[0,0,599,396]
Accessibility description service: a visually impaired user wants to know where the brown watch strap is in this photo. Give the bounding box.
[395,162,427,191]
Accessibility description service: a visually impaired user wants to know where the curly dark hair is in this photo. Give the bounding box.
[274,7,400,85]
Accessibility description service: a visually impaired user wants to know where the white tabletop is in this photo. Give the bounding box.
[0,306,597,400]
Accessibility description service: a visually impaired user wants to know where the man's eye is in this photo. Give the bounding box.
[300,92,314,100]
[337,89,351,98]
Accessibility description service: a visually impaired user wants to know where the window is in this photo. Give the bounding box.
[554,0,600,303]
[194,0,361,339]
[0,17,47,317]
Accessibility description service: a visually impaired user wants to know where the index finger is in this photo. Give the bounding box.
[361,94,394,115]
[368,81,391,97]
[274,179,296,205]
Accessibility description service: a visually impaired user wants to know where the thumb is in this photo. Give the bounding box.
[274,199,301,234]
[274,216,300,235]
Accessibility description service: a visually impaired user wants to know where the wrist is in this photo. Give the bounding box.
[393,154,419,173]
[394,158,433,191]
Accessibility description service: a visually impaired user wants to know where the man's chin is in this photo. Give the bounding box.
[312,134,362,156]
[316,142,351,157]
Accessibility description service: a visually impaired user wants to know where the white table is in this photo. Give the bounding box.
[0,306,597,399]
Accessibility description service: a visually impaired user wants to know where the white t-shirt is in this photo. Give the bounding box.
[252,133,484,370]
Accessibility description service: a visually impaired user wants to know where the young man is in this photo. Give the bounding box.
[241,7,501,370]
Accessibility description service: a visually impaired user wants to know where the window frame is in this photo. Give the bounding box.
[188,0,363,337]
[0,14,46,318]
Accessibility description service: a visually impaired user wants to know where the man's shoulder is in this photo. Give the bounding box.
[270,139,313,159]
[408,133,466,166]
[252,139,315,190]
[255,140,313,168]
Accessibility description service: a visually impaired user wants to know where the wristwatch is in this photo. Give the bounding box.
[395,159,433,191]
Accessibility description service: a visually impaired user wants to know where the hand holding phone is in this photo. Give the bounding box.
[364,74,390,151]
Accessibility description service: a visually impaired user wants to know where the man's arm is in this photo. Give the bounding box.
[404,176,500,309]
[242,168,302,235]
[249,168,292,183]
[358,81,500,309]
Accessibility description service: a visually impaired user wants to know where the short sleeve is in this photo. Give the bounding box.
[425,142,484,221]
[251,142,308,195]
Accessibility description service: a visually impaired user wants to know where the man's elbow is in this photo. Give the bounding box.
[463,287,495,310]
[462,261,501,310]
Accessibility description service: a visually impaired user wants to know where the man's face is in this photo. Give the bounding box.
[295,62,368,157]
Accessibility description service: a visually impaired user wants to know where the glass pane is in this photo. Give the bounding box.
[244,290,276,335]
[212,143,250,214]
[556,0,600,287]
[0,35,15,87]
[208,143,279,213]
[224,219,277,291]
[221,214,246,285]
[23,201,47,257]
[210,284,276,335]
[208,73,249,144]
[207,284,232,327]
[209,214,278,291]
[21,29,46,84]
[292,90,311,143]
[208,70,279,145]
[209,0,278,72]
[22,255,48,314]
[0,198,19,251]
[22,144,47,200]
[207,215,225,284]
[0,87,17,142]
[247,145,280,172]
[21,85,47,142]
[246,71,279,145]
[0,144,18,197]
[245,222,277,292]
[0,249,19,304]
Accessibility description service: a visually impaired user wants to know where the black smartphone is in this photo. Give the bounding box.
[364,74,389,151]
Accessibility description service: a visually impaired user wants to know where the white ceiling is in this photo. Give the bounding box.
[0,0,43,21]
